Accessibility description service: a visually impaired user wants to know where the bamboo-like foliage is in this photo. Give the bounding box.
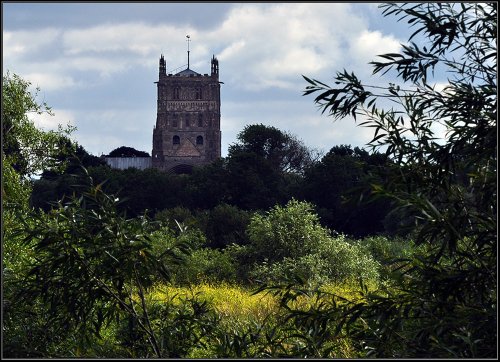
[294,3,497,357]
[12,171,193,357]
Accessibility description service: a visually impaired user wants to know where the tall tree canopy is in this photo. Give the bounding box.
[2,72,74,206]
[228,124,318,175]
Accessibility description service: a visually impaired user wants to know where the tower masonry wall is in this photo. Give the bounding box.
[152,54,221,173]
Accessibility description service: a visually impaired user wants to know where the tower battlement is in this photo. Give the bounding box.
[152,51,221,174]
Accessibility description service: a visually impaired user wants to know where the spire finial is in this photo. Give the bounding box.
[186,35,191,69]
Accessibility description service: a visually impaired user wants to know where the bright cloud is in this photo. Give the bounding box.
[23,72,78,91]
[349,30,401,68]
[62,23,188,56]
[27,108,75,131]
[2,28,61,59]
[201,3,402,91]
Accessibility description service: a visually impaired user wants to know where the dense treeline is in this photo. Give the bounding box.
[31,124,393,239]
[3,2,496,358]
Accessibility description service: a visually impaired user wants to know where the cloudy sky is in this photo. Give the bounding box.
[3,2,415,157]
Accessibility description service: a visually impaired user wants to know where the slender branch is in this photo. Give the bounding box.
[76,251,162,357]
[134,263,162,358]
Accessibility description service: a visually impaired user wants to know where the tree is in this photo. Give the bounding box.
[2,72,76,356]
[2,72,75,206]
[107,146,150,158]
[40,138,107,179]
[301,144,391,237]
[229,124,318,175]
[200,203,252,249]
[291,3,496,357]
[246,200,380,286]
[223,124,319,210]
[32,141,108,211]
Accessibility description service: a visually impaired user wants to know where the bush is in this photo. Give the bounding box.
[354,235,423,284]
[200,203,252,249]
[172,248,238,285]
[247,199,331,263]
[155,207,197,233]
[250,235,380,286]
[246,200,380,286]
[357,235,417,262]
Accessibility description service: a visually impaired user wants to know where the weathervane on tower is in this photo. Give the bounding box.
[186,34,191,69]
[152,38,221,174]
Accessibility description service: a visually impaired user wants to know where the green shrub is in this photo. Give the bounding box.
[223,243,256,283]
[200,203,252,248]
[316,236,380,283]
[356,235,415,263]
[246,200,380,286]
[172,248,238,285]
[250,235,380,286]
[155,206,197,231]
[247,199,332,262]
[355,235,425,284]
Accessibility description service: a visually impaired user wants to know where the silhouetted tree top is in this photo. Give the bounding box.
[107,146,150,158]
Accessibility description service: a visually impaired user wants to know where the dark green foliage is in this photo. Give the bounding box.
[40,138,107,180]
[302,144,392,237]
[199,203,252,248]
[185,158,230,209]
[172,248,238,284]
[31,141,108,211]
[155,206,196,231]
[225,149,285,210]
[29,124,389,237]
[87,166,191,217]
[107,145,150,157]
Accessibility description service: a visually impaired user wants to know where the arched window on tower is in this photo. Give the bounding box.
[174,87,180,100]
[198,114,203,127]
[173,115,178,127]
[173,135,180,145]
[196,136,204,145]
[195,87,202,100]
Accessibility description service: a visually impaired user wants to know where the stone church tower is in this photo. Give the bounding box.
[152,50,221,173]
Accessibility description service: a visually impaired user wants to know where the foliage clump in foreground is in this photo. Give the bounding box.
[301,2,496,357]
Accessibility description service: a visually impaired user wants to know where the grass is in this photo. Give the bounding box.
[86,280,384,358]
[147,279,381,324]
[148,282,279,325]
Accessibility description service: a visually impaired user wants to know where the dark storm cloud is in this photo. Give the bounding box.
[3,2,233,30]
[2,2,233,29]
